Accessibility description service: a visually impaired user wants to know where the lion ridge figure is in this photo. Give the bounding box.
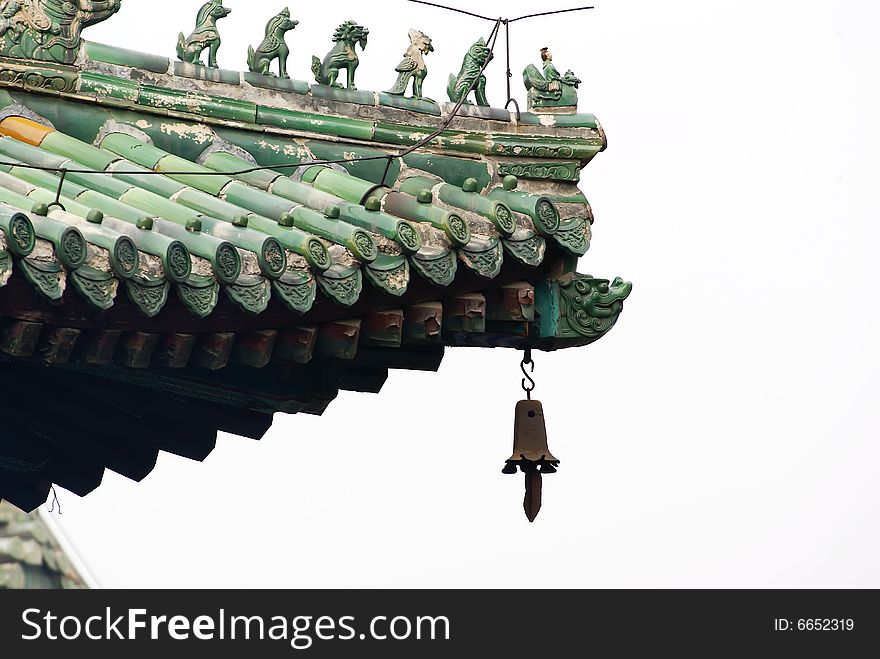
[311,20,369,90]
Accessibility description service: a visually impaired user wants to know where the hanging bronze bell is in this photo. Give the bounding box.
[503,399,559,522]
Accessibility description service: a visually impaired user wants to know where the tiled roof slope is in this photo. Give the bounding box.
[0,19,631,512]
[0,96,592,317]
[0,501,86,589]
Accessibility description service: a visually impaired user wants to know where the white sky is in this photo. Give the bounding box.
[43,0,880,588]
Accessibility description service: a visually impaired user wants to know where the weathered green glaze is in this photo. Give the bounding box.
[176,274,219,318]
[201,151,279,189]
[110,162,188,199]
[401,152,491,189]
[101,132,233,196]
[503,232,546,267]
[75,190,154,225]
[15,184,89,218]
[311,20,369,90]
[272,179,420,253]
[255,106,374,141]
[0,248,10,286]
[386,30,433,100]
[497,161,582,183]
[69,167,133,199]
[221,179,295,220]
[0,182,48,216]
[177,0,231,68]
[118,186,202,226]
[204,151,421,253]
[302,165,373,204]
[28,213,87,270]
[536,274,632,346]
[399,176,515,236]
[315,264,362,307]
[410,247,456,287]
[272,269,316,314]
[304,141,398,184]
[243,72,309,94]
[169,187,241,221]
[248,8,297,78]
[447,37,492,106]
[377,93,440,116]
[124,275,170,317]
[282,208,377,264]
[98,216,192,283]
[460,237,503,279]
[225,275,271,316]
[524,48,581,112]
[82,41,170,74]
[41,131,118,171]
[73,221,138,279]
[0,55,79,94]
[70,266,118,311]
[0,205,35,257]
[0,0,120,64]
[241,213,330,272]
[79,71,140,103]
[198,216,286,280]
[19,258,64,301]
[372,122,487,155]
[364,254,409,297]
[150,219,240,284]
[488,187,560,236]
[172,61,240,85]
[381,191,470,247]
[490,135,603,162]
[517,112,600,129]
[6,162,87,197]
[0,135,65,169]
[139,84,257,123]
[0,31,629,346]
[552,216,590,256]
[338,202,421,254]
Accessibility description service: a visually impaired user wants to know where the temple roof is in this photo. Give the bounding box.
[0,501,87,589]
[0,2,630,512]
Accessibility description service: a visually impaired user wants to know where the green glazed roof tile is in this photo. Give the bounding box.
[0,10,630,512]
[0,502,87,589]
[82,41,171,74]
[0,73,596,319]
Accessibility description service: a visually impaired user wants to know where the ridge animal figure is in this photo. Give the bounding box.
[177,0,231,68]
[311,20,369,90]
[447,37,493,106]
[247,7,299,78]
[0,0,121,64]
[0,1,22,39]
[523,47,581,110]
[385,29,433,100]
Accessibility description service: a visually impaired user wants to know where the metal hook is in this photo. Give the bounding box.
[502,20,522,121]
[48,486,62,515]
[520,348,536,400]
[46,168,67,213]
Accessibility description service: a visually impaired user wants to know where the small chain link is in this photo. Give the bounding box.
[520,348,535,400]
